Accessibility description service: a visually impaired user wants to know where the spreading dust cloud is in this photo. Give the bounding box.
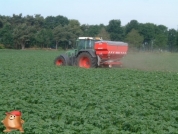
[120,51,178,72]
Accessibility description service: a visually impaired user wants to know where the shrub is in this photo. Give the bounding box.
[0,44,5,49]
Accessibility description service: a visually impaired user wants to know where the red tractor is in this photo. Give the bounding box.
[54,37,128,68]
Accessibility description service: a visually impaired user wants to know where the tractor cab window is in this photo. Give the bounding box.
[77,39,100,50]
[78,40,85,49]
[85,40,92,49]
[86,39,98,49]
[78,39,93,49]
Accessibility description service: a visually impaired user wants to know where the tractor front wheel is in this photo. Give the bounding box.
[77,52,97,68]
[54,56,66,66]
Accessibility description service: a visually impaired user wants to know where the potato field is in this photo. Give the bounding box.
[0,49,178,134]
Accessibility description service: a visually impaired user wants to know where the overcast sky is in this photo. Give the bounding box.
[1,0,177,30]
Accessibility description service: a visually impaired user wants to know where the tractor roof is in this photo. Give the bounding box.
[78,37,102,40]
[78,37,94,40]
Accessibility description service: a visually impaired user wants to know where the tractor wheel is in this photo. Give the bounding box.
[77,52,97,68]
[54,56,66,66]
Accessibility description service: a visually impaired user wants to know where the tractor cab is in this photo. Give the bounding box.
[75,37,102,51]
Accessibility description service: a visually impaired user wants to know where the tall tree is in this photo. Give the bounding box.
[107,19,124,41]
[125,20,139,34]
[53,21,82,50]
[0,23,13,48]
[176,31,178,51]
[0,19,3,28]
[11,13,24,27]
[97,28,110,40]
[53,25,70,49]
[154,34,168,49]
[13,23,35,49]
[34,14,44,29]
[90,25,101,36]
[125,29,144,48]
[80,24,89,36]
[44,15,69,29]
[67,19,82,46]
[154,25,168,49]
[139,23,156,50]
[168,29,177,51]
[35,29,50,48]
[24,15,35,26]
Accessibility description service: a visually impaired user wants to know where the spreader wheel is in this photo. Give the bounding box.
[54,56,66,66]
[77,52,97,68]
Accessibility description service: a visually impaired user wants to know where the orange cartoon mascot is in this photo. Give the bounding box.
[1,110,25,133]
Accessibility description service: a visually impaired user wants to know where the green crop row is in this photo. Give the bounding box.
[0,50,178,134]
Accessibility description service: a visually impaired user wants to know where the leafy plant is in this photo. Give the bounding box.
[0,50,178,133]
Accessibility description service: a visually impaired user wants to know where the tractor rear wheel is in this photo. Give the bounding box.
[54,56,66,66]
[77,52,97,68]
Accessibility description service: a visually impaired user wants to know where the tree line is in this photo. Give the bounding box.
[0,13,178,51]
